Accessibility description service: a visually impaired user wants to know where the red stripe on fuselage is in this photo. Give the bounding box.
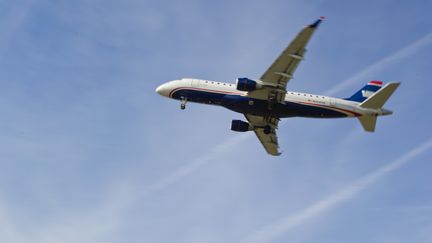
[293,100,361,116]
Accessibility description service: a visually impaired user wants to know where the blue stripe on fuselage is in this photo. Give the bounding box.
[171,89,347,118]
[171,89,226,105]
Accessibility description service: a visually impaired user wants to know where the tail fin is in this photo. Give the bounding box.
[357,82,401,132]
[360,82,401,109]
[345,80,383,102]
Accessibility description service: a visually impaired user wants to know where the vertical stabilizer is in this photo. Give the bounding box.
[345,80,383,102]
[360,82,401,109]
[356,82,400,132]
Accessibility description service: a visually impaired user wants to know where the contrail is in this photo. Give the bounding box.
[324,32,432,96]
[142,133,250,194]
[30,134,252,243]
[26,132,247,243]
[242,138,432,243]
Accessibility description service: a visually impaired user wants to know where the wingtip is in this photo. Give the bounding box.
[309,16,325,28]
[273,151,283,156]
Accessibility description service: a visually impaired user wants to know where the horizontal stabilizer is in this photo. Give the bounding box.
[360,82,400,109]
[358,116,377,132]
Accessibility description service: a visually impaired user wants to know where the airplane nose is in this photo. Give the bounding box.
[155,85,163,95]
[155,83,170,97]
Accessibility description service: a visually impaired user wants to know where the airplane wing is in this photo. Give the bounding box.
[247,17,324,102]
[245,114,281,156]
[243,18,324,155]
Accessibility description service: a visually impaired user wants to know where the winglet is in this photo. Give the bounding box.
[309,16,325,28]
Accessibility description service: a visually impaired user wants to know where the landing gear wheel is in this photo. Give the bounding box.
[263,125,271,134]
[180,97,187,110]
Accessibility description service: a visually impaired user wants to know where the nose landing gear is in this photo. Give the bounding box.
[180,97,187,110]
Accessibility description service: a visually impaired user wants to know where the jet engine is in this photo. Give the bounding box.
[236,78,262,91]
[231,120,253,132]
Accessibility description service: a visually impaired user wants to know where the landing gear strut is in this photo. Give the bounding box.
[263,125,271,134]
[180,97,187,110]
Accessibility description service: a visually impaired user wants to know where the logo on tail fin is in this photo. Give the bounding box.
[361,90,375,98]
[345,80,383,102]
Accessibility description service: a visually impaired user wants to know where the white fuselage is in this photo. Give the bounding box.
[156,78,389,118]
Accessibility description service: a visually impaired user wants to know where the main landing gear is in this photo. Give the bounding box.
[180,97,187,110]
[263,125,272,134]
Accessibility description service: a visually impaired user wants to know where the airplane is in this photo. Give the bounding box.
[155,17,400,156]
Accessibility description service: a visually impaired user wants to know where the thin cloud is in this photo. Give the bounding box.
[25,134,251,243]
[242,138,432,243]
[324,32,432,96]
[142,133,250,194]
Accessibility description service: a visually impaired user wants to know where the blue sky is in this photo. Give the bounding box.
[0,0,431,242]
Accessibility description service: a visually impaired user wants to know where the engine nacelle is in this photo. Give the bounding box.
[231,120,252,132]
[236,78,261,91]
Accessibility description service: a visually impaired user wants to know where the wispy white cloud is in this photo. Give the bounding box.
[20,134,251,243]
[324,32,432,96]
[368,205,432,213]
[242,137,432,243]
[141,133,250,194]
